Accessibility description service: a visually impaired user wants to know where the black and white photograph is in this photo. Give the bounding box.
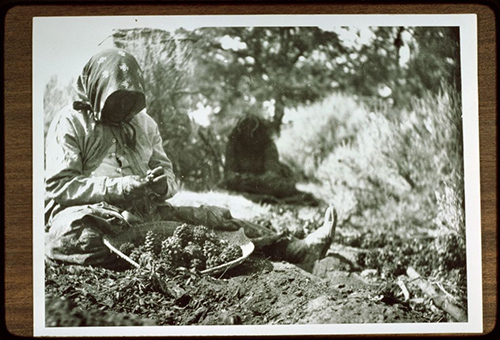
[33,14,481,336]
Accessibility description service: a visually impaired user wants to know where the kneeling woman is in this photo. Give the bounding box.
[44,49,335,270]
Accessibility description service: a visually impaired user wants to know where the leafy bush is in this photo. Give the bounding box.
[312,86,464,232]
[276,93,368,180]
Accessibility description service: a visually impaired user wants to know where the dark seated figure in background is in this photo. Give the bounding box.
[222,114,319,206]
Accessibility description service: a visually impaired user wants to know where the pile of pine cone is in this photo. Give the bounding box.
[119,224,243,272]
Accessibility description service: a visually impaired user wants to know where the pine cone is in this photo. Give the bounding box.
[184,244,205,262]
[217,244,241,265]
[219,244,243,263]
[173,224,193,246]
[205,229,220,244]
[203,240,221,260]
[206,256,223,268]
[192,225,209,245]
[160,237,187,268]
[129,246,144,263]
[144,231,160,255]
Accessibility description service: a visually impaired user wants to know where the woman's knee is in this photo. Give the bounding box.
[45,211,113,266]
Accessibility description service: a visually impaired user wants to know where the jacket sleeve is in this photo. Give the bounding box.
[148,123,178,201]
[45,111,128,206]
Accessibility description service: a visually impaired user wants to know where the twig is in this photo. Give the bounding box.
[436,282,458,304]
[93,274,101,291]
[396,280,410,302]
[103,238,140,269]
[406,266,467,322]
[217,266,231,280]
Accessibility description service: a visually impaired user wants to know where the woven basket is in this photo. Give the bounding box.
[103,221,254,276]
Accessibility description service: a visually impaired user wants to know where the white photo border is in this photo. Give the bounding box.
[33,13,481,337]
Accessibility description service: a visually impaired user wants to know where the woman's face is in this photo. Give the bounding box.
[101,91,139,124]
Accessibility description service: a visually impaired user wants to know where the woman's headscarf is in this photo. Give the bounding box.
[73,49,147,149]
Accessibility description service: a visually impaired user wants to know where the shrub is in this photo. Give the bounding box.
[316,86,464,234]
[276,93,368,180]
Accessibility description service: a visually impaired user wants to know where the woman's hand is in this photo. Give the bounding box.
[123,175,150,201]
[146,166,168,195]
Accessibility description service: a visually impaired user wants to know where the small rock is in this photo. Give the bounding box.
[220,311,242,325]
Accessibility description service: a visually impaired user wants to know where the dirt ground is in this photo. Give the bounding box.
[45,191,462,327]
[45,252,429,326]
[200,257,426,325]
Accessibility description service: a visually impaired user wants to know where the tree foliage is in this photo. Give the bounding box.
[189,27,347,135]
[188,26,460,135]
